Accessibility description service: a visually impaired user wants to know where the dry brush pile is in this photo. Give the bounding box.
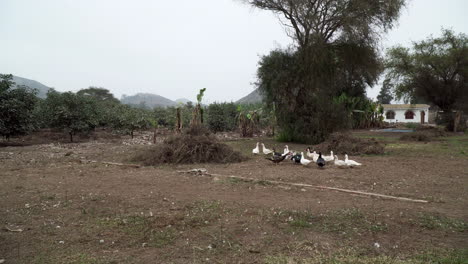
[314,133,385,155]
[400,126,447,142]
[132,126,247,165]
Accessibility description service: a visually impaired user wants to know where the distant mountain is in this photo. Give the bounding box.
[236,89,263,104]
[121,93,177,108]
[2,75,52,98]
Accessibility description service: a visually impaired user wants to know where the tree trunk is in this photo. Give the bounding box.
[69,132,73,142]
[190,104,202,128]
[153,128,157,144]
[176,108,182,133]
[454,111,461,133]
[131,130,134,139]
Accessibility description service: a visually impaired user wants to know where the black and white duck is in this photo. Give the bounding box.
[316,152,326,168]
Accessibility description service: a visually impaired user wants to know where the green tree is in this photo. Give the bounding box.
[206,102,238,132]
[77,87,121,126]
[77,87,119,104]
[376,80,394,104]
[384,29,468,130]
[42,90,99,142]
[246,0,405,143]
[113,105,153,138]
[0,74,38,140]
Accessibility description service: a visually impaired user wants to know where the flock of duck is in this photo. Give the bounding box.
[252,142,362,168]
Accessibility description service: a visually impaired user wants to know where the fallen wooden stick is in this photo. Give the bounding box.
[80,160,141,168]
[179,170,428,204]
[101,161,141,168]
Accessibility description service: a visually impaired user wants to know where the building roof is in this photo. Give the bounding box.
[382,104,430,110]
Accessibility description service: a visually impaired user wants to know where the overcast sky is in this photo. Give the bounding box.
[1,0,467,103]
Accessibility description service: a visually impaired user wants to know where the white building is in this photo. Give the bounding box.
[382,104,430,124]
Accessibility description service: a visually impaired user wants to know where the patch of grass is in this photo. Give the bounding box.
[64,253,106,264]
[386,134,468,157]
[184,200,222,227]
[34,252,109,264]
[148,228,176,248]
[275,209,387,234]
[417,214,468,232]
[265,248,468,264]
[415,249,468,264]
[96,215,176,248]
[400,132,431,142]
[405,123,419,129]
[287,211,314,229]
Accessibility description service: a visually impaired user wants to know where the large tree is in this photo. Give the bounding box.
[77,86,120,126]
[376,80,394,104]
[385,29,468,110]
[384,29,468,130]
[42,90,99,142]
[0,74,38,140]
[77,86,120,104]
[246,0,406,143]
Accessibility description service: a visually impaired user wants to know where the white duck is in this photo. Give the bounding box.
[323,151,335,162]
[252,142,260,154]
[300,152,312,166]
[345,154,362,167]
[283,145,290,155]
[306,148,319,161]
[334,155,347,167]
[262,143,273,155]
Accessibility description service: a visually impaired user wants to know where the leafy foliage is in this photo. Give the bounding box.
[0,74,38,139]
[77,86,120,126]
[41,90,99,142]
[206,102,238,132]
[248,0,405,143]
[384,29,468,112]
[112,105,153,138]
[377,80,394,104]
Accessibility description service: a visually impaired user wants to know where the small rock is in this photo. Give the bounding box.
[99,239,104,243]
[59,241,65,244]
[301,188,306,192]
[374,242,380,248]
[0,259,5,263]
[142,243,147,247]
[64,151,73,156]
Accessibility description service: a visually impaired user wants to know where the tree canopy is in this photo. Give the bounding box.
[377,80,394,104]
[0,74,38,139]
[41,90,99,142]
[247,0,405,143]
[384,29,468,112]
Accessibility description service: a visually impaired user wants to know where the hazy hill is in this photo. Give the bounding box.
[1,75,52,98]
[121,93,177,108]
[236,89,263,104]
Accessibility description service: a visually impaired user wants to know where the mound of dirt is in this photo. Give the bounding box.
[400,132,431,142]
[313,133,385,155]
[132,126,247,165]
[415,126,447,137]
[400,126,447,142]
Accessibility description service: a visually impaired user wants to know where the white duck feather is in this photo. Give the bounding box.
[300,152,312,166]
[262,143,273,155]
[252,142,260,154]
[345,154,362,166]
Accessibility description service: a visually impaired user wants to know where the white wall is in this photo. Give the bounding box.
[384,108,429,123]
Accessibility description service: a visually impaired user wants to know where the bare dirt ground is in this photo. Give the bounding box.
[0,130,467,263]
